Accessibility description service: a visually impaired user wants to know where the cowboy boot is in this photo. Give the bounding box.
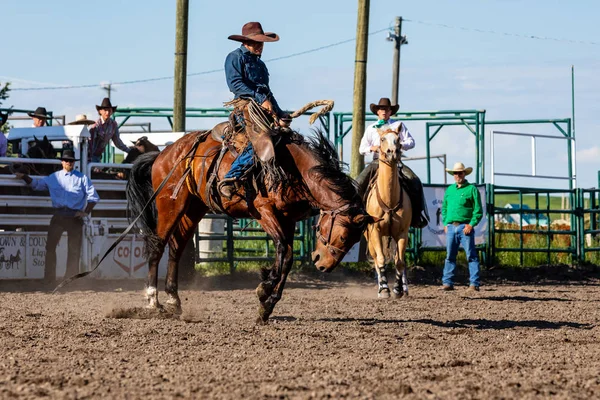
[218,178,238,199]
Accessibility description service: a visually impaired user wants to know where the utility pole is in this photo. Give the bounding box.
[350,0,370,178]
[173,0,189,133]
[101,83,115,100]
[388,16,408,105]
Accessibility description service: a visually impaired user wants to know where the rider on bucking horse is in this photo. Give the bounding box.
[219,21,291,199]
[355,97,430,229]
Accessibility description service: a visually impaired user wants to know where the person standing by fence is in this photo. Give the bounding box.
[440,162,483,292]
[0,112,8,157]
[89,98,130,162]
[15,150,99,284]
[28,107,50,127]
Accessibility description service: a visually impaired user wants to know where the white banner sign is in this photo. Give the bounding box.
[0,233,67,279]
[422,186,487,248]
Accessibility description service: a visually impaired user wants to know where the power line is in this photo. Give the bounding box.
[405,18,600,46]
[12,20,596,92]
[12,27,390,92]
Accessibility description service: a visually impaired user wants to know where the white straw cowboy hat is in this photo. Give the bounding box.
[446,162,473,176]
[228,22,279,43]
[68,114,96,125]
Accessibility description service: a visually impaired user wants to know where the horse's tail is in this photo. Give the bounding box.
[126,151,162,256]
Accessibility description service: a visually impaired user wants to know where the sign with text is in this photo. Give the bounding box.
[421,186,487,248]
[90,234,167,279]
[0,233,67,279]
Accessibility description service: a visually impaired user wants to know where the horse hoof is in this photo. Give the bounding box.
[164,303,183,315]
[392,288,404,298]
[256,305,271,325]
[146,303,165,312]
[378,290,390,299]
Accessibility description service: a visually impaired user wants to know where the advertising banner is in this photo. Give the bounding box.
[421,186,487,248]
[0,233,67,279]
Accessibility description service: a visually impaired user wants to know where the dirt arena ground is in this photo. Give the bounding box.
[1,272,599,399]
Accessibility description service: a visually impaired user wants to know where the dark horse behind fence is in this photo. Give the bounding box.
[127,117,374,323]
[22,135,59,175]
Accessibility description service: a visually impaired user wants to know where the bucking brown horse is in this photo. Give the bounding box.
[126,108,373,324]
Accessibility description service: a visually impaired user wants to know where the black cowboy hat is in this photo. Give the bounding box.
[27,107,51,120]
[60,149,79,162]
[228,22,279,43]
[369,98,399,115]
[95,97,117,112]
[0,112,7,126]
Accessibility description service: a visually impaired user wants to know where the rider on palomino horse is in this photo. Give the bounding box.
[355,98,430,228]
[218,21,292,199]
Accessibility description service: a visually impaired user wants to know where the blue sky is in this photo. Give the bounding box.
[3,0,599,188]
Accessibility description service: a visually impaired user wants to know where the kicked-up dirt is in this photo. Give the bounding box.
[0,272,599,399]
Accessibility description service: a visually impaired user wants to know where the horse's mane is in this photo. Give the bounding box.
[303,129,360,204]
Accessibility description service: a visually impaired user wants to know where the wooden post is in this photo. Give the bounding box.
[391,16,403,105]
[350,0,370,178]
[173,0,189,133]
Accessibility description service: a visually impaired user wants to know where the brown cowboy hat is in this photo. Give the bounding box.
[68,114,96,125]
[445,162,473,176]
[228,22,279,43]
[95,97,117,112]
[60,149,79,162]
[369,98,399,115]
[27,107,51,119]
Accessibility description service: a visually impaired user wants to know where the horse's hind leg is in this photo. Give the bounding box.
[165,198,207,314]
[393,234,409,298]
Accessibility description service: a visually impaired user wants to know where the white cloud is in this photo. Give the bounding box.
[577,146,600,162]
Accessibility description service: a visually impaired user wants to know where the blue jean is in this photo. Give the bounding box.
[225,143,254,179]
[442,223,480,287]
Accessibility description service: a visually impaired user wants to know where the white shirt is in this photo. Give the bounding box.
[359,119,415,159]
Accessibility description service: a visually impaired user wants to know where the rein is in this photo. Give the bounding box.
[374,181,403,215]
[315,203,353,263]
[53,135,205,293]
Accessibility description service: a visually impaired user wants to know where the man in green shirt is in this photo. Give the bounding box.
[441,162,483,291]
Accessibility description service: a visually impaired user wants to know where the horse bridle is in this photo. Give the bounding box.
[315,203,355,262]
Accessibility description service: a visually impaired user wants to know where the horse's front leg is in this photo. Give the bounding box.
[255,216,295,324]
[392,234,409,298]
[366,225,389,298]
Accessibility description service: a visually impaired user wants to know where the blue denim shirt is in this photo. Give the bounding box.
[224,45,283,118]
[30,169,99,211]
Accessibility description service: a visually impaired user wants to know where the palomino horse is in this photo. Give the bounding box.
[126,104,373,324]
[364,128,412,298]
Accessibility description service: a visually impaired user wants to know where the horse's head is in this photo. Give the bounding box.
[28,135,57,159]
[312,207,375,272]
[377,128,401,163]
[132,136,160,154]
[123,146,143,164]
